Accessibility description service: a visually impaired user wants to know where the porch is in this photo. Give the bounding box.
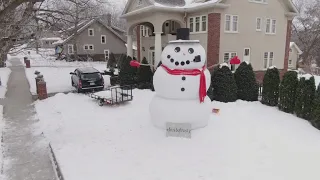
[123,11,186,68]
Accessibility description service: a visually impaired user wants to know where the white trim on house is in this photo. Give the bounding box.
[256,17,262,31]
[67,44,74,54]
[225,14,239,33]
[263,52,274,69]
[188,15,208,34]
[249,0,267,4]
[101,35,106,44]
[88,28,94,36]
[290,42,303,54]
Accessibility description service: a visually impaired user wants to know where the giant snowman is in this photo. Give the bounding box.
[149,28,212,130]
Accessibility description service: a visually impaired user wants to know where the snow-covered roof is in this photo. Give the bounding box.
[121,0,226,17]
[54,19,125,45]
[290,42,303,55]
[122,0,298,17]
[40,37,62,41]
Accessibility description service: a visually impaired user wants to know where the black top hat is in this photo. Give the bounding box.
[176,28,190,40]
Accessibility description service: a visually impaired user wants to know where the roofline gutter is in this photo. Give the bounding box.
[285,12,298,17]
[120,3,229,19]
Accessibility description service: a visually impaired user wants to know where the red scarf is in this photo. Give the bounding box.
[161,64,206,103]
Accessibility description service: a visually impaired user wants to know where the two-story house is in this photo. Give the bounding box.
[55,15,127,61]
[288,42,302,69]
[121,0,298,81]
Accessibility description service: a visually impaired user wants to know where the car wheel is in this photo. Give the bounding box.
[98,100,104,106]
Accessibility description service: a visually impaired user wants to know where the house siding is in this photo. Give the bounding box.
[64,21,126,61]
[220,0,288,71]
[289,44,299,69]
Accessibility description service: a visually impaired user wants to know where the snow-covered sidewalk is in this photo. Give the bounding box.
[0,68,11,98]
[35,90,320,180]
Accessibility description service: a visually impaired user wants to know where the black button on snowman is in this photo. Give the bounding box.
[149,28,212,130]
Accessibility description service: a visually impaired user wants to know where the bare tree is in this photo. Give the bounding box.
[0,0,42,67]
[292,0,320,67]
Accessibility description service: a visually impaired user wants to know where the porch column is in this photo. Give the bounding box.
[154,32,162,67]
[127,34,133,58]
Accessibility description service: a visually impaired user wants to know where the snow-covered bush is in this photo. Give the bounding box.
[295,76,316,120]
[211,65,237,102]
[312,84,320,128]
[234,61,258,101]
[261,67,280,106]
[137,57,153,89]
[279,71,299,113]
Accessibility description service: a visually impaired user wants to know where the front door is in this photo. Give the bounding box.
[243,48,251,62]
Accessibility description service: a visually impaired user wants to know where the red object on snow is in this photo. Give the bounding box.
[161,64,207,103]
[130,60,140,68]
[230,56,241,65]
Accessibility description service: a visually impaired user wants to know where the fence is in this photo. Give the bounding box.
[258,82,263,98]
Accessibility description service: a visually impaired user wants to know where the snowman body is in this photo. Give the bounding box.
[149,40,212,130]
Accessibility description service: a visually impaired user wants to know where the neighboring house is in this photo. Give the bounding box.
[121,0,298,82]
[39,37,62,48]
[288,42,302,69]
[54,16,127,61]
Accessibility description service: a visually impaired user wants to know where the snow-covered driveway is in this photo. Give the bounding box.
[35,90,320,180]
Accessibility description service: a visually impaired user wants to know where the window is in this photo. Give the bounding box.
[202,16,207,31]
[104,50,109,60]
[290,48,293,52]
[289,59,293,66]
[83,44,94,50]
[101,35,106,44]
[171,21,175,32]
[225,14,238,33]
[263,52,274,69]
[189,15,207,33]
[67,44,74,54]
[271,19,276,33]
[190,18,194,32]
[224,52,237,71]
[140,25,149,37]
[266,18,276,34]
[88,28,94,36]
[256,17,262,31]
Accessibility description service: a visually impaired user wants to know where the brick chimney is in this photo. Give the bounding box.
[106,13,112,27]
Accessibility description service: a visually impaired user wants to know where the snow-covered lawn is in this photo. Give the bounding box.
[35,90,320,180]
[25,67,111,95]
[0,68,11,98]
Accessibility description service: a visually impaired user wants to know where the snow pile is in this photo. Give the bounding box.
[268,66,277,69]
[35,90,320,180]
[219,62,229,68]
[0,68,11,98]
[244,61,250,65]
[25,67,111,95]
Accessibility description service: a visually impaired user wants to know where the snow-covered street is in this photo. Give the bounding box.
[35,90,320,180]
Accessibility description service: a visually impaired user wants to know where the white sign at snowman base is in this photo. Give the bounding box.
[166,122,192,139]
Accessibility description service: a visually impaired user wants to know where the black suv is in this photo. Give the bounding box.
[70,67,104,93]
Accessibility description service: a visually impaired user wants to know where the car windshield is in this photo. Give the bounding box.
[81,73,101,80]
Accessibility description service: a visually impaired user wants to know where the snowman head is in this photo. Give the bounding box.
[161,40,206,69]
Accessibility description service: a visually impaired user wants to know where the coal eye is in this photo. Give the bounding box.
[174,47,180,53]
[188,48,194,54]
